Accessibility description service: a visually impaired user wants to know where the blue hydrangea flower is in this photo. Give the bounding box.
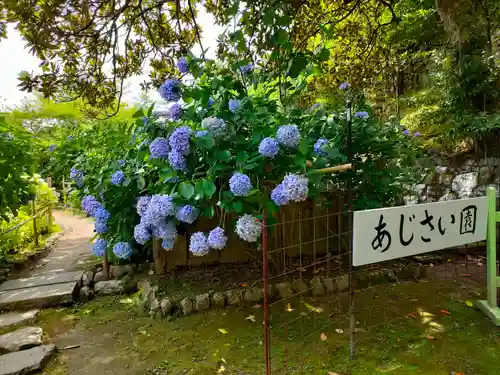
[310,103,321,111]
[159,79,181,102]
[134,224,151,245]
[70,167,84,187]
[339,82,350,90]
[258,137,279,158]
[414,131,421,137]
[235,214,261,242]
[228,99,241,113]
[240,63,253,74]
[190,232,209,256]
[354,111,369,119]
[229,173,252,196]
[168,151,187,171]
[94,219,108,234]
[207,97,215,107]
[94,207,111,222]
[170,103,182,120]
[81,195,102,216]
[175,205,199,224]
[271,184,290,206]
[313,138,329,157]
[145,194,176,225]
[282,174,309,202]
[162,236,177,250]
[49,144,57,152]
[92,238,107,257]
[149,137,170,159]
[136,196,151,217]
[207,227,227,250]
[176,56,189,73]
[118,159,126,166]
[111,170,125,186]
[195,130,209,138]
[113,242,133,259]
[152,220,177,239]
[201,116,226,136]
[277,125,300,148]
[169,126,192,155]
[403,129,411,136]
[67,136,74,141]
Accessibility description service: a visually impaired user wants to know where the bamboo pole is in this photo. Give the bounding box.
[46,177,54,230]
[32,198,38,247]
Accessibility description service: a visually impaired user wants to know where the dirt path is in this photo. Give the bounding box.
[21,210,94,277]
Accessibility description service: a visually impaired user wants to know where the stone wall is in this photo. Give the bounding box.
[406,156,500,204]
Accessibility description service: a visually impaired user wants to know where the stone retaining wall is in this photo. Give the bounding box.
[134,263,425,318]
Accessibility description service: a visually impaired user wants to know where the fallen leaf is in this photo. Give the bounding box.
[320,332,328,341]
[304,302,324,313]
[463,273,472,277]
[439,309,451,315]
[426,335,436,340]
[465,300,474,307]
[218,328,228,334]
[245,315,256,323]
[407,313,417,320]
[240,282,249,287]
[253,304,262,309]
[335,328,344,334]
[286,303,294,312]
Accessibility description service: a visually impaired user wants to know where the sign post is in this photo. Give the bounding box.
[476,187,500,325]
[353,197,488,266]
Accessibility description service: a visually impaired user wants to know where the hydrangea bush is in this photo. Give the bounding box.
[56,54,423,263]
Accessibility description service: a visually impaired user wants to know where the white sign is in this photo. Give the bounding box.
[353,197,488,266]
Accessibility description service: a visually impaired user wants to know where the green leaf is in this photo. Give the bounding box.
[132,109,144,119]
[263,9,274,25]
[203,205,215,218]
[286,55,308,78]
[277,15,293,27]
[201,179,216,197]
[197,136,215,149]
[273,29,289,45]
[179,182,194,199]
[243,163,258,170]
[137,176,146,190]
[215,150,232,162]
[233,201,243,213]
[194,180,205,200]
[317,48,330,61]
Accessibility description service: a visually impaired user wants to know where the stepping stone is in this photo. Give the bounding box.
[0,283,77,311]
[0,344,55,375]
[0,271,82,292]
[0,327,43,354]
[0,310,39,330]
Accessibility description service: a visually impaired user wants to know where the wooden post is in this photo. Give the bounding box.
[32,199,38,247]
[103,250,109,279]
[62,176,67,205]
[153,237,166,274]
[46,177,54,231]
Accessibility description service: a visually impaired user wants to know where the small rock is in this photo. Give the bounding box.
[243,288,263,303]
[211,292,226,308]
[478,166,492,185]
[180,297,194,316]
[79,286,93,302]
[225,289,242,305]
[0,344,56,375]
[310,276,324,296]
[452,172,478,198]
[276,282,293,299]
[195,294,210,312]
[160,297,173,317]
[81,271,94,287]
[0,310,40,329]
[0,327,43,354]
[322,277,335,293]
[335,275,349,292]
[94,280,124,296]
[110,265,133,279]
[149,298,161,317]
[94,271,107,283]
[293,279,309,295]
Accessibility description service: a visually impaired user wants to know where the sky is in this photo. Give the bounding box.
[0,8,223,110]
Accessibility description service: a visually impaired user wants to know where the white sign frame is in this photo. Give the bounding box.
[353,197,488,266]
